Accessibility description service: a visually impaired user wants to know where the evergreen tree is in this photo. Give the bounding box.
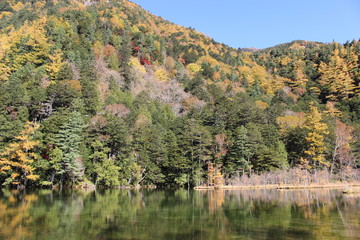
[177,118,212,186]
[131,124,167,185]
[162,130,190,186]
[79,60,100,114]
[119,34,133,90]
[54,110,85,186]
[225,126,252,176]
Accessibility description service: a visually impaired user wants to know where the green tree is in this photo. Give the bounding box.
[89,140,120,187]
[47,63,82,109]
[79,61,100,114]
[283,127,308,167]
[162,130,190,186]
[177,118,212,186]
[132,124,167,185]
[225,126,252,176]
[54,110,85,186]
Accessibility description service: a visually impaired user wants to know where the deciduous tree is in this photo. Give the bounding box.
[0,122,40,186]
[304,102,329,168]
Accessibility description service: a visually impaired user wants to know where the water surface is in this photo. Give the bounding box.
[0,188,359,240]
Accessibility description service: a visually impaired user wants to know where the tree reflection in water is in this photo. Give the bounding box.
[0,188,359,240]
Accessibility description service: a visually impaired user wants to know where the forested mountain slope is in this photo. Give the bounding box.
[0,0,359,188]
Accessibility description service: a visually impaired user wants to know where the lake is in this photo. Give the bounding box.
[0,188,359,240]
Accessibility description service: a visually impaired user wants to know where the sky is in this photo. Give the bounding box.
[130,0,360,49]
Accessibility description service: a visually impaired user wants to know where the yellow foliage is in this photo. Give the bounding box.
[324,101,342,117]
[187,63,202,74]
[12,2,25,11]
[129,57,146,74]
[45,49,65,80]
[26,174,40,181]
[238,65,255,85]
[289,42,305,50]
[110,15,125,30]
[34,1,46,9]
[0,122,40,185]
[0,11,13,19]
[93,41,103,58]
[240,52,255,65]
[197,55,220,66]
[304,102,329,167]
[319,49,356,100]
[276,113,306,133]
[291,60,309,89]
[0,17,50,75]
[11,173,20,179]
[154,40,161,52]
[165,56,175,70]
[154,68,169,82]
[252,65,267,81]
[197,55,232,76]
[255,100,269,110]
[131,25,140,34]
[0,62,11,82]
[1,166,11,171]
[241,64,285,95]
[280,56,292,66]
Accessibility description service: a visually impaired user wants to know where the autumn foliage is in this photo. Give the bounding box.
[0,1,359,188]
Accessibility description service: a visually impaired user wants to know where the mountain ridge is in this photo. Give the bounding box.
[0,0,359,188]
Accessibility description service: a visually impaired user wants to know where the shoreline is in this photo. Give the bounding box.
[194,183,360,190]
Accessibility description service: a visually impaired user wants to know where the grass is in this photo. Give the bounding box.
[342,187,360,194]
[194,182,360,191]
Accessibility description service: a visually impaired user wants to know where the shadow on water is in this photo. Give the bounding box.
[0,188,359,240]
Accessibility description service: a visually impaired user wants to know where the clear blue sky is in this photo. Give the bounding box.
[130,0,360,49]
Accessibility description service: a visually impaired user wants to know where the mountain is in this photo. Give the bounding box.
[0,0,359,188]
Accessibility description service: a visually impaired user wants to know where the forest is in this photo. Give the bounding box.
[0,0,359,188]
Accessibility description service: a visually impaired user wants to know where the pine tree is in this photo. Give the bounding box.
[54,111,85,186]
[79,60,100,114]
[177,118,212,186]
[162,130,189,185]
[131,124,167,185]
[226,126,252,176]
[47,147,63,184]
[119,34,133,90]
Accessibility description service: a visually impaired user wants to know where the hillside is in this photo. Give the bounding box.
[0,0,359,188]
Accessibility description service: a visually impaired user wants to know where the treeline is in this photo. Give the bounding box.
[0,0,359,188]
